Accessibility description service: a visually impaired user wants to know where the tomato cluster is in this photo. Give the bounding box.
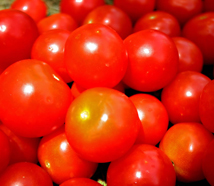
[0,0,214,186]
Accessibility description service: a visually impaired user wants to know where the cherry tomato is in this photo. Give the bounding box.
[159,122,214,182]
[37,13,78,34]
[31,29,73,83]
[129,93,169,146]
[64,23,128,89]
[60,178,102,186]
[161,71,211,124]
[107,144,176,186]
[0,9,39,74]
[122,29,179,92]
[60,0,105,25]
[0,59,72,138]
[0,162,53,185]
[203,0,214,12]
[65,87,140,163]
[10,0,47,23]
[133,11,181,37]
[182,12,214,65]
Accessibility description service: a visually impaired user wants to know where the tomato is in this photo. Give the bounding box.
[31,29,73,83]
[65,87,140,163]
[199,80,214,133]
[203,0,214,12]
[64,23,128,89]
[133,11,181,37]
[10,0,47,23]
[129,93,169,146]
[155,0,203,26]
[60,0,105,25]
[0,130,11,175]
[122,29,179,92]
[37,13,78,34]
[182,12,214,65]
[0,162,53,185]
[161,71,211,124]
[107,144,176,186]
[60,178,102,186]
[0,9,39,74]
[82,5,132,39]
[0,59,72,138]
[113,0,156,23]
[159,122,214,182]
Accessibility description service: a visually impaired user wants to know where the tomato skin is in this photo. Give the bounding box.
[0,162,53,186]
[60,178,102,186]
[159,122,214,182]
[0,59,72,138]
[107,144,176,186]
[0,9,39,74]
[65,23,128,89]
[65,87,140,163]
[123,29,179,92]
[203,0,214,12]
[133,11,181,37]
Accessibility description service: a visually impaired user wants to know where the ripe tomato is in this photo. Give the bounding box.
[123,29,179,92]
[60,178,102,186]
[0,59,72,138]
[65,87,140,163]
[159,122,214,182]
[161,71,211,124]
[0,9,39,74]
[64,23,128,89]
[133,11,181,37]
[203,0,214,12]
[0,162,53,186]
[107,144,176,186]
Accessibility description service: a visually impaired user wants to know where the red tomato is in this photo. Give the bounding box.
[65,87,140,163]
[113,0,156,23]
[203,0,214,12]
[10,0,47,23]
[133,11,181,37]
[107,144,176,186]
[31,29,73,83]
[129,93,169,146]
[199,80,214,133]
[0,162,53,185]
[0,9,39,74]
[182,12,214,65]
[0,59,72,138]
[60,0,105,25]
[0,130,11,175]
[82,5,132,39]
[172,37,203,73]
[37,13,78,34]
[159,122,214,182]
[60,178,102,186]
[156,0,203,26]
[122,29,179,92]
[64,23,128,89]
[161,71,211,124]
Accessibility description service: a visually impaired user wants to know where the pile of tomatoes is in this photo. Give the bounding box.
[0,0,214,185]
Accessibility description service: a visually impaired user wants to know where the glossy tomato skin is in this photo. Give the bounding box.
[123,29,179,92]
[31,29,72,83]
[65,23,128,89]
[0,59,72,138]
[156,0,203,26]
[60,178,102,186]
[159,122,214,182]
[37,13,78,34]
[172,37,203,73]
[107,144,176,186]
[0,162,53,186]
[65,87,140,163]
[161,71,211,124]
[10,0,47,23]
[130,93,169,146]
[0,9,39,74]
[38,126,98,184]
[199,80,214,133]
[133,11,181,37]
[60,0,105,25]
[182,12,214,65]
